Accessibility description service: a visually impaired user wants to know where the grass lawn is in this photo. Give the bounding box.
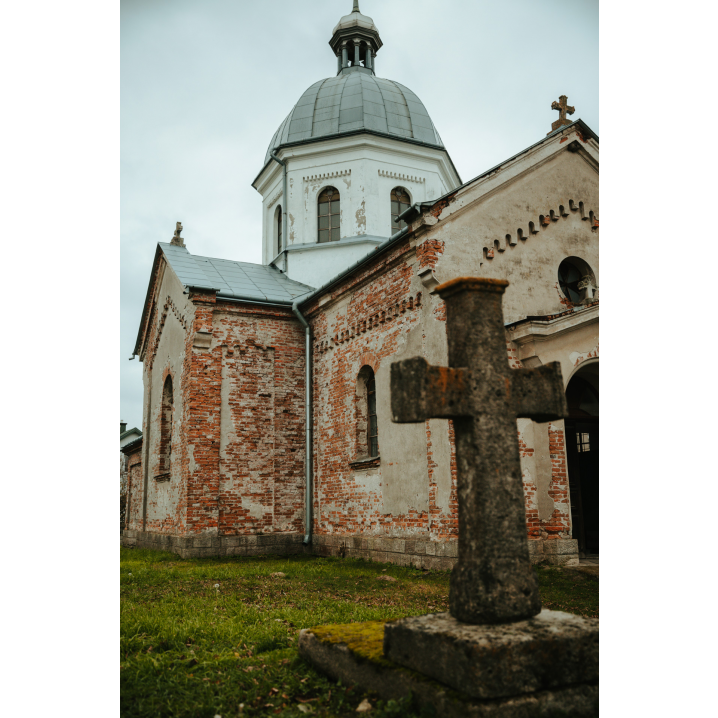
[120,547,598,718]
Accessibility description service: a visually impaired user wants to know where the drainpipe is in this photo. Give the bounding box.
[292,295,313,545]
[269,150,288,257]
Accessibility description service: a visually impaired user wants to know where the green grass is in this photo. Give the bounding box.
[121,548,598,718]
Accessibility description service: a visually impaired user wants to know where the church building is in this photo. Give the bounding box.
[123,2,599,569]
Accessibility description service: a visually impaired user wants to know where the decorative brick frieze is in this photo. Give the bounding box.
[314,291,422,354]
[303,169,351,183]
[482,198,598,261]
[378,169,425,184]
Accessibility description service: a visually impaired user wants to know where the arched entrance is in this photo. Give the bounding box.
[565,362,599,556]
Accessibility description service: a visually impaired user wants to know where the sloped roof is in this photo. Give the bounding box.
[160,243,314,303]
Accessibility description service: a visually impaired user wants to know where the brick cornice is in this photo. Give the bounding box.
[482,198,598,262]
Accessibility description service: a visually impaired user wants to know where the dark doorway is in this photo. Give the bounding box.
[564,364,599,555]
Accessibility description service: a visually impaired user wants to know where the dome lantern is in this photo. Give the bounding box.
[329,1,383,77]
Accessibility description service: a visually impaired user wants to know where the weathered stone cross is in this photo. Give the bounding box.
[550,94,575,133]
[390,277,568,625]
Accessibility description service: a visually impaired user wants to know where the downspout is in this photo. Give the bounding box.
[292,295,313,545]
[141,379,152,532]
[269,150,288,256]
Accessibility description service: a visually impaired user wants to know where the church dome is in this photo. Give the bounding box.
[264,73,444,164]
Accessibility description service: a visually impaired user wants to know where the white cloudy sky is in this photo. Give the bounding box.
[120,0,598,430]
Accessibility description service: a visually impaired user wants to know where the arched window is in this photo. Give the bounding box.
[157,375,173,480]
[356,366,379,459]
[276,205,282,255]
[367,373,378,457]
[391,187,411,234]
[558,257,597,305]
[318,187,340,243]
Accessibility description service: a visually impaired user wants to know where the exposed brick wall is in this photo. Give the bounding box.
[518,432,540,540]
[303,235,460,544]
[144,294,307,538]
[123,443,143,532]
[125,234,577,565]
[211,307,306,536]
[425,418,458,540]
[545,423,571,540]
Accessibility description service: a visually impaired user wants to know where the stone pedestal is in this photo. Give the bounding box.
[383,609,598,701]
[299,615,599,717]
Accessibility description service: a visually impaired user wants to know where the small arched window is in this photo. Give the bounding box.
[367,373,378,457]
[558,257,597,305]
[318,187,340,243]
[356,366,379,459]
[391,187,411,234]
[157,375,173,479]
[276,205,282,255]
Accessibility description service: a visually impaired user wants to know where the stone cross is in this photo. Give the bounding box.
[171,221,185,247]
[549,94,575,134]
[390,277,568,625]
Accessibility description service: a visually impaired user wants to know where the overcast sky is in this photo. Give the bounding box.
[120,0,598,430]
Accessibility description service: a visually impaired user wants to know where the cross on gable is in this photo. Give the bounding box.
[549,94,576,134]
[390,277,568,625]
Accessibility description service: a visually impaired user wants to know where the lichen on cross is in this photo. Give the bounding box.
[390,277,568,625]
[170,221,185,247]
[549,94,575,134]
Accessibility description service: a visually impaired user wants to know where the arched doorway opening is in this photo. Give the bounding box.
[565,362,599,556]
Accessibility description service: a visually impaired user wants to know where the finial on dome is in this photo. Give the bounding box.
[331,0,382,77]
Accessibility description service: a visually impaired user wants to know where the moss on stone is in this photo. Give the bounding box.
[306,620,474,704]
[308,620,389,663]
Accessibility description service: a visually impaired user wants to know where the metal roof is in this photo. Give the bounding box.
[160,243,314,304]
[265,72,444,165]
[120,428,142,441]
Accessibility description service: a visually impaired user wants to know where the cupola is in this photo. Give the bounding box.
[329,1,383,76]
[252,1,461,290]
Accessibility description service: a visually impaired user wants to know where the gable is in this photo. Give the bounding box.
[429,145,598,324]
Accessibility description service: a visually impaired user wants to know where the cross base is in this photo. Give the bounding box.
[549,117,574,134]
[298,612,599,717]
[450,557,541,625]
[383,609,598,703]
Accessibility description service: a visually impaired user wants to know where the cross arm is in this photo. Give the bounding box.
[390,356,470,423]
[510,362,569,422]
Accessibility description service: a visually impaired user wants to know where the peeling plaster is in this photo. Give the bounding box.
[569,344,599,368]
[355,200,366,234]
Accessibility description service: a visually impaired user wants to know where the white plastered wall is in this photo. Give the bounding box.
[254,134,460,288]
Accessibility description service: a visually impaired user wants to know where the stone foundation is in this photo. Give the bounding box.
[122,529,307,559]
[528,538,579,565]
[122,531,578,568]
[312,534,458,570]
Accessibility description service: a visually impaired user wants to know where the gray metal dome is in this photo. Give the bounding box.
[265,72,444,164]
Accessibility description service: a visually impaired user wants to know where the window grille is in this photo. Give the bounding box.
[577,432,591,453]
[318,187,341,243]
[391,187,411,234]
[367,375,379,457]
